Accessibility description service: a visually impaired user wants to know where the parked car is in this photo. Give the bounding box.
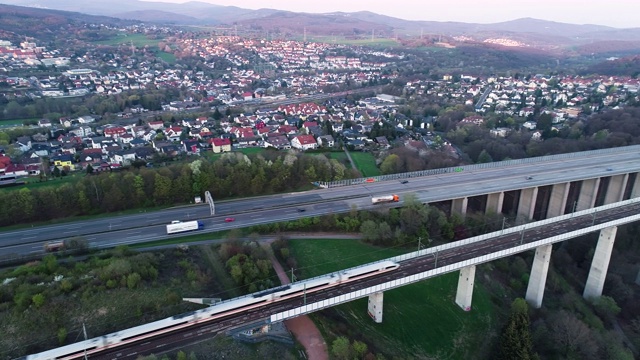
[224,217,235,222]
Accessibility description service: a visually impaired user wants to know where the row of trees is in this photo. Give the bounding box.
[0,151,355,226]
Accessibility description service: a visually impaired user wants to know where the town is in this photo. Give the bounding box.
[1,28,639,179]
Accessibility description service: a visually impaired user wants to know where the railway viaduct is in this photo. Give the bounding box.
[308,146,640,321]
[26,146,640,358]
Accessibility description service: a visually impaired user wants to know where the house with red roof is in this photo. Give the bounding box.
[148,120,164,130]
[209,138,231,153]
[291,135,318,150]
[0,155,11,175]
[104,126,128,138]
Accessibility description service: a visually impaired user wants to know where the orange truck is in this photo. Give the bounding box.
[371,194,400,204]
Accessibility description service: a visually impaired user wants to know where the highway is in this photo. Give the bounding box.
[2,146,640,257]
[64,198,640,360]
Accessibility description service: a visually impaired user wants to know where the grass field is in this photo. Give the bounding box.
[237,147,265,155]
[289,239,495,359]
[324,151,348,163]
[158,51,176,64]
[0,173,83,194]
[349,151,380,177]
[93,33,162,47]
[0,118,27,126]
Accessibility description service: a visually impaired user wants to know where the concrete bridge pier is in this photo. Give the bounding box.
[630,173,640,198]
[486,192,504,214]
[455,265,476,311]
[547,182,570,217]
[604,174,629,205]
[525,244,552,308]
[584,226,617,299]
[452,197,468,218]
[517,187,539,221]
[367,292,384,323]
[576,178,600,211]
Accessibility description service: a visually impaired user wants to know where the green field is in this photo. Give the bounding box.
[0,173,83,194]
[93,33,162,47]
[158,51,176,64]
[349,151,380,177]
[237,147,265,155]
[0,118,27,126]
[324,151,348,163]
[289,239,495,359]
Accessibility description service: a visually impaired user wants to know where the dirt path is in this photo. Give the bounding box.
[343,147,363,177]
[262,243,329,360]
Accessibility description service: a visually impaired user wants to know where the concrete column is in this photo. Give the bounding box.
[576,178,600,211]
[452,197,468,218]
[584,226,618,299]
[486,192,504,214]
[630,173,640,198]
[517,187,538,220]
[604,174,628,205]
[547,182,570,218]
[525,244,552,308]
[367,292,384,323]
[455,265,476,311]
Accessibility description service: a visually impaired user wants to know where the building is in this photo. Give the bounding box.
[291,135,318,150]
[210,138,231,153]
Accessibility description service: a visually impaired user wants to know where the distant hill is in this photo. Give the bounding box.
[114,10,203,24]
[2,0,640,52]
[583,55,640,76]
[0,3,139,41]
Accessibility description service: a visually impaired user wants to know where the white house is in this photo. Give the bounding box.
[291,135,318,150]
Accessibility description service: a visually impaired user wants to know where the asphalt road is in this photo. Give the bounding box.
[2,146,640,257]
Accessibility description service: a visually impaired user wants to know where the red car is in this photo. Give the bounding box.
[224,217,235,222]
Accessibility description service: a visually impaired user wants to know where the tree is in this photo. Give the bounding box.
[57,327,67,345]
[498,298,533,360]
[32,293,45,308]
[353,340,368,359]
[86,163,94,175]
[477,149,493,163]
[380,154,401,174]
[360,220,379,243]
[331,336,352,360]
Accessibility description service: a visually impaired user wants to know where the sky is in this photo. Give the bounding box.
[140,0,640,28]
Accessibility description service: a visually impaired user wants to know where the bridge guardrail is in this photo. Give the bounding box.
[315,145,640,189]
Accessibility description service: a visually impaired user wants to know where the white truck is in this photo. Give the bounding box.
[371,194,400,204]
[166,220,204,235]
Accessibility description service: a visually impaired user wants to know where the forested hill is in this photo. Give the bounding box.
[583,56,640,77]
[0,4,139,42]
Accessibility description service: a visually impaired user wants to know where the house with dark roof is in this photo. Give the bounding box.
[264,135,291,150]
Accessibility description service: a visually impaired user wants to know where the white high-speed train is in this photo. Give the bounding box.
[23,260,399,360]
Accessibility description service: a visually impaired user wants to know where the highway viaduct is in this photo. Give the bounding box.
[206,145,640,320]
[23,144,640,358]
[28,198,640,360]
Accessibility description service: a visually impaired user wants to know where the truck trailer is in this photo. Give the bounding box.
[44,240,65,252]
[371,194,400,204]
[166,220,204,234]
